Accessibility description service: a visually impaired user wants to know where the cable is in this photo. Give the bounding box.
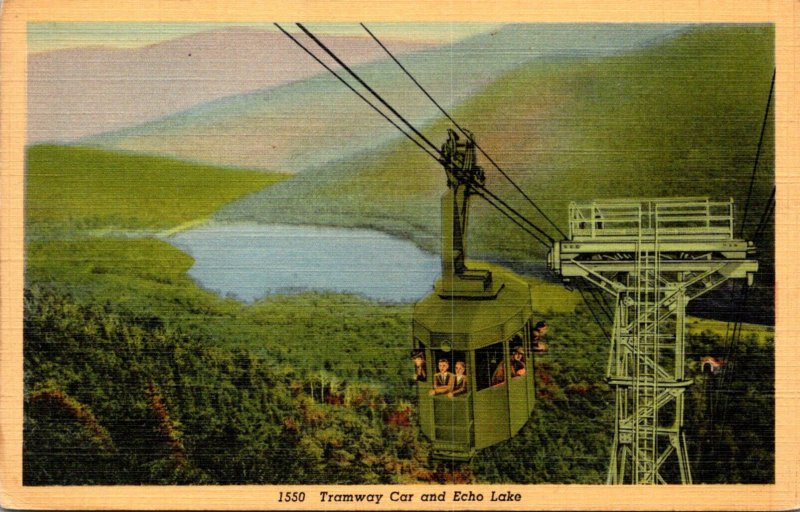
[717,86,775,420]
[714,70,776,427]
[716,284,750,433]
[475,184,554,247]
[361,23,567,240]
[296,23,443,157]
[712,268,757,426]
[273,24,441,163]
[578,287,612,343]
[473,188,551,249]
[589,286,615,323]
[281,23,555,253]
[472,189,551,250]
[753,186,775,241]
[740,68,776,237]
[720,71,776,413]
[477,143,567,239]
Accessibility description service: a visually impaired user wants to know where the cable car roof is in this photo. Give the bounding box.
[413,270,532,351]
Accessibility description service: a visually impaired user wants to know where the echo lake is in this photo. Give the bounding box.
[167,224,441,303]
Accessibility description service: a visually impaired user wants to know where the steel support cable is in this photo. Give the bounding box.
[278,25,553,259]
[714,274,751,424]
[715,183,775,423]
[589,286,615,323]
[718,175,771,405]
[740,68,776,237]
[578,287,612,343]
[713,312,736,421]
[473,189,551,249]
[361,22,567,240]
[716,284,751,433]
[723,181,774,423]
[274,24,441,163]
[712,278,748,425]
[753,186,776,241]
[472,189,551,249]
[296,23,442,156]
[723,83,776,404]
[712,69,775,427]
[711,313,736,425]
[475,184,554,247]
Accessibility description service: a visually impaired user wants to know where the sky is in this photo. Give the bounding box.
[27,22,503,53]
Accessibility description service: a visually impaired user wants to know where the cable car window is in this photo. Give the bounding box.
[475,342,506,391]
[431,350,466,377]
[429,350,466,395]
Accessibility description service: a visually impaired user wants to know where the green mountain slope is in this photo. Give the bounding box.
[26,145,289,238]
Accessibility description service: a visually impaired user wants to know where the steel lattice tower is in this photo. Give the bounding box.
[549,198,757,484]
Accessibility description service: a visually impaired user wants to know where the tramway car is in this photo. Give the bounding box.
[412,130,538,460]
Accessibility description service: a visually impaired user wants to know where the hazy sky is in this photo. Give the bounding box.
[28,22,503,53]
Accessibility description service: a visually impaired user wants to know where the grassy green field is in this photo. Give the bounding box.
[26,145,288,237]
[688,317,774,346]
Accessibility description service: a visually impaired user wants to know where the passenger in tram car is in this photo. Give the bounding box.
[532,321,549,353]
[429,358,454,396]
[491,359,506,386]
[412,350,427,382]
[512,346,526,377]
[448,361,468,398]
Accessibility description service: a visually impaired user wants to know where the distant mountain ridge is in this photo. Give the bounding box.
[28,27,440,144]
[79,24,689,173]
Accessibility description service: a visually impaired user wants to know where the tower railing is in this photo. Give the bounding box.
[568,198,734,240]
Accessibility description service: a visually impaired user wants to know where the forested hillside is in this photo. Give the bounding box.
[24,282,773,484]
[24,286,430,484]
[24,227,773,484]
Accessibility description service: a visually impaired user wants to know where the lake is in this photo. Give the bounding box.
[167,224,441,303]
